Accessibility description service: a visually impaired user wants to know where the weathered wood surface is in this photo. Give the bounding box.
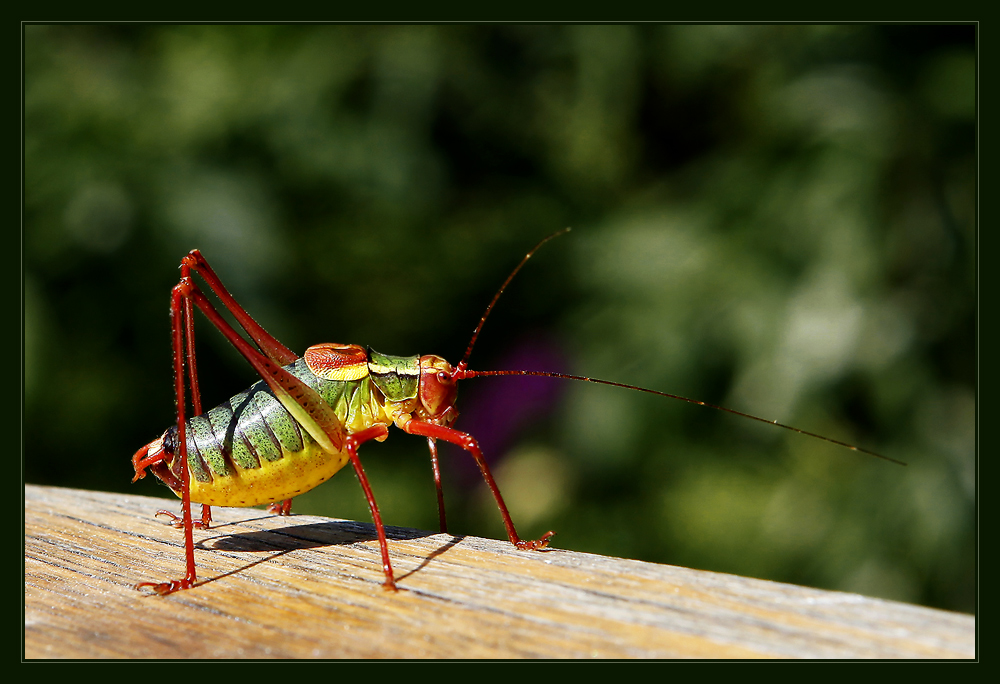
[24,484,974,659]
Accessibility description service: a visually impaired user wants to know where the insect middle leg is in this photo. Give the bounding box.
[342,424,398,590]
[267,499,294,516]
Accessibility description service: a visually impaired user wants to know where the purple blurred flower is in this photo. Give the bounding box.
[447,336,568,483]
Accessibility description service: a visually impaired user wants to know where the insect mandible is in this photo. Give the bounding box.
[130,229,904,594]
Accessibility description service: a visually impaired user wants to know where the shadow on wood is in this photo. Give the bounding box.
[24,485,975,659]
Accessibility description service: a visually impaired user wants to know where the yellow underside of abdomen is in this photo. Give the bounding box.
[183,442,352,507]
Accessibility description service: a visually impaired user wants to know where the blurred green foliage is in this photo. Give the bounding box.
[24,25,975,612]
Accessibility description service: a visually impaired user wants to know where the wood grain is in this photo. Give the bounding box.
[24,484,974,659]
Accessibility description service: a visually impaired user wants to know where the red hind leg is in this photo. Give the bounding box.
[134,251,357,594]
[135,287,198,595]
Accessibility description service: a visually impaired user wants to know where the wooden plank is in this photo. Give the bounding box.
[24,484,974,659]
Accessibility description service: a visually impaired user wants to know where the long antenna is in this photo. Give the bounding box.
[456,228,571,372]
[454,369,906,466]
[451,228,904,467]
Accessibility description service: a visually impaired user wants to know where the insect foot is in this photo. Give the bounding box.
[134,578,194,595]
[155,509,212,530]
[514,531,556,551]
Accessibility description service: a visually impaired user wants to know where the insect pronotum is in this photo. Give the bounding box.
[131,229,904,594]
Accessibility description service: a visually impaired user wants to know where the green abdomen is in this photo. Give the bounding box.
[173,359,382,507]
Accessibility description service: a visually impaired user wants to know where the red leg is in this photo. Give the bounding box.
[426,438,448,534]
[164,280,211,531]
[180,251,298,365]
[175,279,394,586]
[182,296,203,416]
[403,421,554,551]
[343,424,397,590]
[176,277,346,454]
[180,253,286,524]
[136,285,198,595]
[267,499,293,515]
[155,504,213,529]
[136,254,348,594]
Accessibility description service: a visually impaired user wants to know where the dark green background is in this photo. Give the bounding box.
[24,25,975,613]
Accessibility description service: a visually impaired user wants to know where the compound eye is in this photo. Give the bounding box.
[437,371,452,385]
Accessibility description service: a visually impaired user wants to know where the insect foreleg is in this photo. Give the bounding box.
[404,421,555,551]
[426,437,448,534]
